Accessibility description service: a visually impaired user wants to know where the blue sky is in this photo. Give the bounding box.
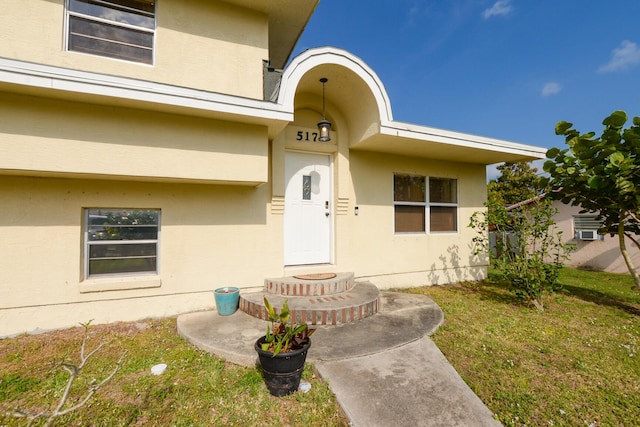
[292,0,640,177]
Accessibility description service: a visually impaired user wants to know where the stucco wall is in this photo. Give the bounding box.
[0,92,269,184]
[273,108,489,288]
[553,201,640,274]
[0,175,282,336]
[342,151,488,287]
[0,139,492,336]
[0,0,267,98]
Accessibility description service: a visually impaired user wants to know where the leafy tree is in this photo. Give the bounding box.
[488,161,547,207]
[544,110,640,289]
[470,198,571,311]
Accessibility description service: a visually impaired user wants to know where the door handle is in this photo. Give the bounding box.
[325,212,330,217]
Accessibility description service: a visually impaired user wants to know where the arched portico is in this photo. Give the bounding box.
[277,47,394,149]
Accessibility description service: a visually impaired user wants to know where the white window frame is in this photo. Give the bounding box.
[83,208,160,279]
[65,0,156,65]
[393,174,459,234]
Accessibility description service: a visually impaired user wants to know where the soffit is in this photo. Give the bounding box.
[353,128,545,164]
[293,65,378,117]
[220,0,319,68]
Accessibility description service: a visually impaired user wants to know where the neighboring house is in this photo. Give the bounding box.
[0,0,545,337]
[552,201,640,274]
[505,195,640,274]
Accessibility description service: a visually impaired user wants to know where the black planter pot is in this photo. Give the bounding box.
[255,336,311,396]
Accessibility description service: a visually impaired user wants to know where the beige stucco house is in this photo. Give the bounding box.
[0,0,546,337]
[552,201,640,273]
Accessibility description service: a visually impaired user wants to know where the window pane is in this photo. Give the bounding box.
[429,178,457,203]
[395,205,425,232]
[70,17,153,47]
[394,175,425,202]
[68,33,153,64]
[89,257,157,275]
[89,243,157,258]
[69,17,153,64]
[88,209,159,225]
[430,206,457,232]
[85,208,159,278]
[302,175,311,200]
[88,225,158,241]
[69,0,155,29]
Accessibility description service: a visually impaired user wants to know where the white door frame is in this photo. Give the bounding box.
[283,151,333,266]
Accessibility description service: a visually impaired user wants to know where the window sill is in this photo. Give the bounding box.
[80,275,161,293]
[393,231,459,235]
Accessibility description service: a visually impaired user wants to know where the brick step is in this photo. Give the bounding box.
[239,281,380,326]
[264,272,354,296]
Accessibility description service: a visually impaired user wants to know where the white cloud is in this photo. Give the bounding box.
[542,82,561,97]
[482,0,513,19]
[598,40,640,73]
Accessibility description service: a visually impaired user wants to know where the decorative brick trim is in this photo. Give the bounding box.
[264,272,355,296]
[238,290,381,326]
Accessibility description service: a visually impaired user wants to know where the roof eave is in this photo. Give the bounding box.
[349,121,547,165]
[0,57,292,139]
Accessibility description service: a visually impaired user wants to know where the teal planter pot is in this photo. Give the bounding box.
[214,287,240,316]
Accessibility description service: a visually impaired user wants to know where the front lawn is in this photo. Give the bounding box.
[406,268,640,426]
[1,267,638,426]
[0,320,348,426]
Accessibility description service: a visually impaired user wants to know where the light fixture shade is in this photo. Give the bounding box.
[317,119,332,142]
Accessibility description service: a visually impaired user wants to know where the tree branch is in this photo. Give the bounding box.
[624,231,640,251]
[52,350,127,419]
[7,322,127,426]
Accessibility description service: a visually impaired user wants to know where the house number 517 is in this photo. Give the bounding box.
[296,131,319,142]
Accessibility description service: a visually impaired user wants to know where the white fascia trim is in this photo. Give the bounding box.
[0,57,293,122]
[381,120,548,159]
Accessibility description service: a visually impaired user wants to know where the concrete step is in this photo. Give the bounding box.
[264,272,354,296]
[239,281,380,326]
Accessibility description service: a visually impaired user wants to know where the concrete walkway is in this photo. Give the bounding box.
[177,291,501,426]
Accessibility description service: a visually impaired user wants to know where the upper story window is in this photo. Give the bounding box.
[84,208,160,278]
[393,174,458,233]
[66,0,156,65]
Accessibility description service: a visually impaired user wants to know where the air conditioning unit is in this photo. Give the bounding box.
[578,230,598,241]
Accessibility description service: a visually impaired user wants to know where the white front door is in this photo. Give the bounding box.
[284,152,332,265]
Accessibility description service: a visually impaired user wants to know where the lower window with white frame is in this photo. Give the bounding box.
[84,208,160,278]
[393,174,458,233]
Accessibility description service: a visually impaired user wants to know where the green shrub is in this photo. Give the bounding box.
[470,198,572,310]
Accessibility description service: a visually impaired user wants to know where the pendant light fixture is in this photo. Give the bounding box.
[317,77,332,142]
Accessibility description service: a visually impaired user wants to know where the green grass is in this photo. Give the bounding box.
[0,320,348,426]
[404,268,640,426]
[2,268,639,426]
